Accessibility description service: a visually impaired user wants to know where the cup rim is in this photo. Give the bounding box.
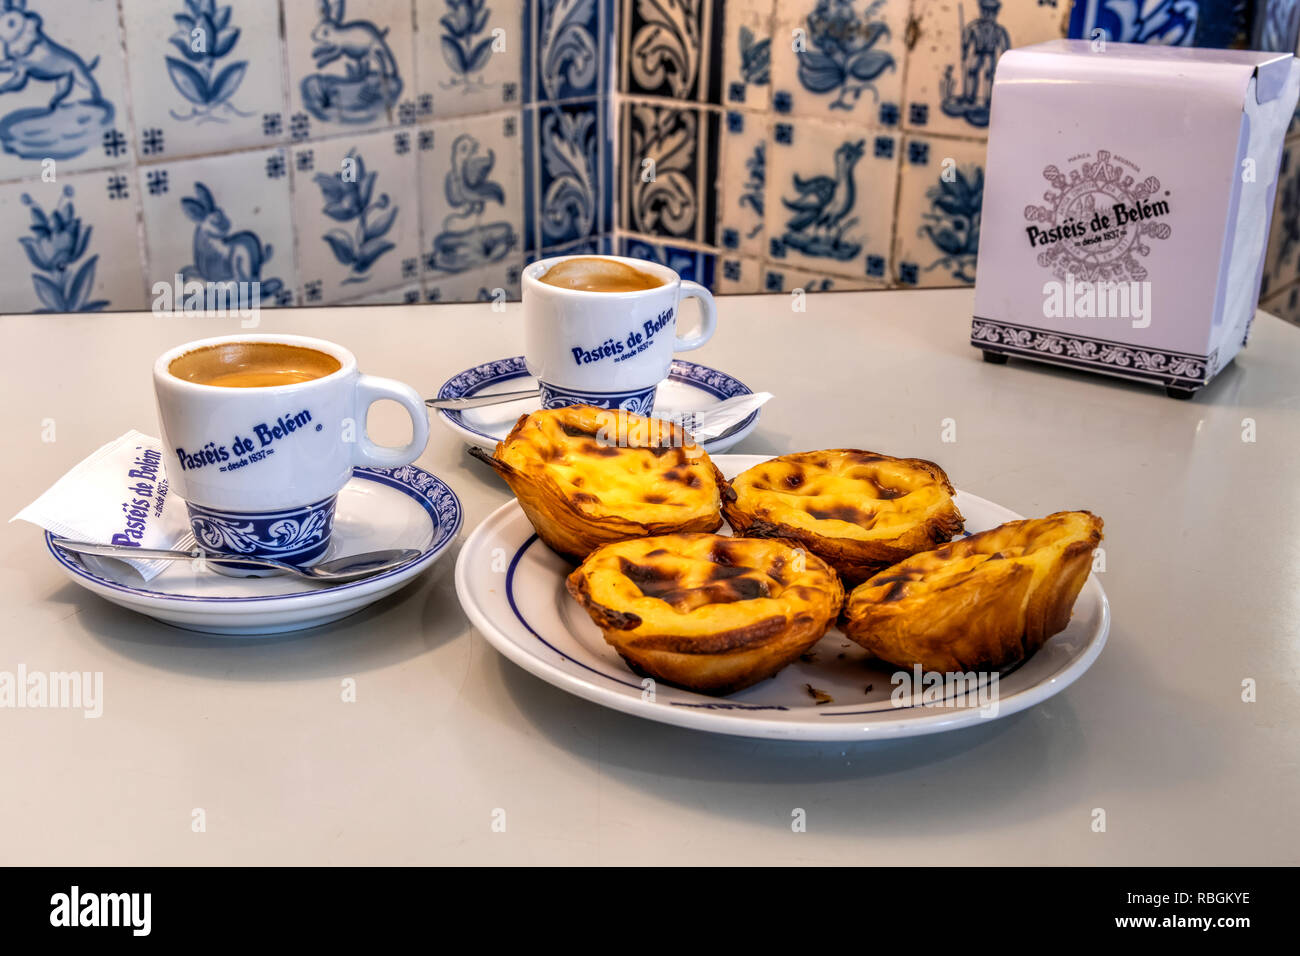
[154,333,357,394]
[522,254,682,299]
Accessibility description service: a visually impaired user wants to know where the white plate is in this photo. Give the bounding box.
[456,455,1109,741]
[434,356,761,454]
[47,466,462,636]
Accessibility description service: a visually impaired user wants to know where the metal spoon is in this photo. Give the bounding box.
[51,539,421,583]
[426,388,540,410]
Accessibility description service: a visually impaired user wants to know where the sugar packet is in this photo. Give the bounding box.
[11,430,195,581]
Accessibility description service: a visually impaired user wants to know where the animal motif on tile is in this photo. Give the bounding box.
[430,132,518,271]
[180,181,284,297]
[796,0,894,111]
[166,0,251,124]
[0,0,115,160]
[540,109,597,244]
[315,149,398,284]
[19,185,108,312]
[539,0,598,100]
[629,104,695,237]
[630,0,700,99]
[301,0,402,125]
[937,0,1009,128]
[737,24,769,85]
[781,138,863,260]
[919,163,982,283]
[440,0,499,93]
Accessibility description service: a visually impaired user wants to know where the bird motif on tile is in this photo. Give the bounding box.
[445,133,504,216]
[783,139,864,234]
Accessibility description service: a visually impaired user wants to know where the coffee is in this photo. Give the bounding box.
[538,257,663,293]
[169,341,342,388]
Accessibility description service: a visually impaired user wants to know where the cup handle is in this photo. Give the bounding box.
[351,375,430,469]
[673,280,718,352]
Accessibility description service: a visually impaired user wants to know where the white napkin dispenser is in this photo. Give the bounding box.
[972,40,1300,398]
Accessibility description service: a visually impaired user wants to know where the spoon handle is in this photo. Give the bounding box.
[425,388,541,410]
[51,539,293,573]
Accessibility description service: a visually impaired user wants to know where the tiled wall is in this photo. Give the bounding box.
[614,0,1300,303]
[0,0,615,313]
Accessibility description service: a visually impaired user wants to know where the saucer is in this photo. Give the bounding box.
[434,356,760,454]
[46,466,463,636]
[455,455,1110,741]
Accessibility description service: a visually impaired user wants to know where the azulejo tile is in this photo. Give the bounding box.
[893,134,985,288]
[904,0,1065,139]
[416,0,523,119]
[623,101,710,244]
[1067,0,1248,48]
[719,0,774,110]
[0,0,134,180]
[138,147,298,308]
[1261,139,1300,300]
[619,233,714,285]
[764,117,898,279]
[621,0,709,101]
[121,0,288,161]
[715,109,766,257]
[293,129,421,306]
[715,253,763,292]
[283,0,417,140]
[526,99,608,252]
[420,110,524,279]
[424,258,522,301]
[0,170,147,313]
[769,0,905,124]
[532,0,609,102]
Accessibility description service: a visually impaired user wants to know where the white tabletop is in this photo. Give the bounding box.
[2,289,1296,865]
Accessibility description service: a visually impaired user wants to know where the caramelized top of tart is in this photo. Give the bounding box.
[847,511,1103,608]
[496,406,721,524]
[570,533,843,637]
[727,449,958,541]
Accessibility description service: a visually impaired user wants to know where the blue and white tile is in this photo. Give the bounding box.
[526,99,609,252]
[0,170,146,313]
[138,147,297,307]
[620,0,707,101]
[121,0,288,161]
[0,0,134,180]
[760,265,879,293]
[424,258,521,301]
[416,0,523,119]
[283,0,417,141]
[893,134,985,288]
[623,101,705,243]
[904,0,1064,139]
[764,117,898,280]
[715,253,763,293]
[533,233,613,259]
[619,234,715,286]
[1250,0,1300,50]
[532,0,609,102]
[1261,138,1300,300]
[293,128,420,306]
[769,0,904,125]
[715,110,766,257]
[1068,0,1248,48]
[344,280,423,304]
[420,110,523,280]
[719,0,773,110]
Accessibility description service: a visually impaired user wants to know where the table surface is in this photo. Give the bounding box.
[2,289,1297,866]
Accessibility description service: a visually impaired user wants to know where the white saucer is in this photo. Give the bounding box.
[434,356,761,454]
[47,466,463,636]
[455,455,1110,741]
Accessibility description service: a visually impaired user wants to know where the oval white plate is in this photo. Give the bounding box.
[434,356,761,454]
[47,466,463,636]
[456,455,1109,741]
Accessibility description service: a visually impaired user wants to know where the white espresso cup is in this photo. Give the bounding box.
[153,333,429,572]
[522,255,718,414]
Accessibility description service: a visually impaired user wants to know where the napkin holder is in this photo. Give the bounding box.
[972,41,1300,398]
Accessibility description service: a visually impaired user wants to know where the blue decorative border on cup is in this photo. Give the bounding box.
[538,381,657,415]
[186,494,338,569]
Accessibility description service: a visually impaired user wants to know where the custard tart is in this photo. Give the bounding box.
[567,533,844,695]
[471,405,725,563]
[842,511,1103,672]
[723,449,964,585]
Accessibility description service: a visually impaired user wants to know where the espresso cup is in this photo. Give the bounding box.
[522,255,718,414]
[153,334,429,573]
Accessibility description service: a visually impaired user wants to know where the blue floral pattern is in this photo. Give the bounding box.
[538,0,599,100]
[628,0,699,99]
[19,186,109,312]
[314,149,398,282]
[166,0,250,124]
[187,495,338,567]
[795,0,894,111]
